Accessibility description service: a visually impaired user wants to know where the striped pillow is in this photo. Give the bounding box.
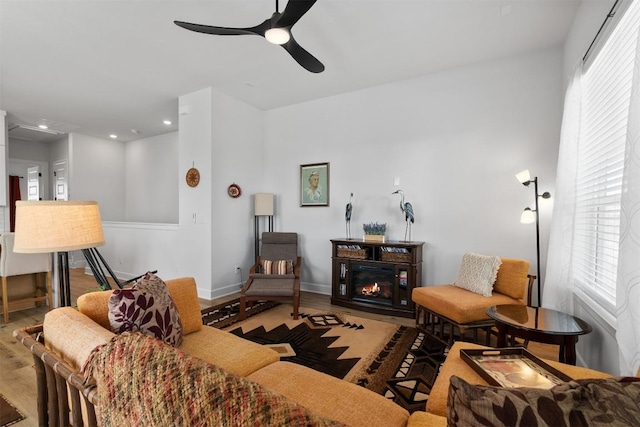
[261,259,294,275]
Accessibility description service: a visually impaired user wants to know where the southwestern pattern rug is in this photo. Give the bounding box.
[0,394,24,427]
[201,300,449,413]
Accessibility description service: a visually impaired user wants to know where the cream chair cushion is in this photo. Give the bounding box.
[0,232,51,277]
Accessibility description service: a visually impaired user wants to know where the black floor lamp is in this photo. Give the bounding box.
[14,201,105,307]
[254,193,274,262]
[516,170,551,308]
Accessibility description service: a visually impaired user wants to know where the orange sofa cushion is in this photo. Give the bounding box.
[412,285,524,324]
[77,276,202,334]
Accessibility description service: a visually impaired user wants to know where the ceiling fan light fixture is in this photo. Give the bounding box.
[265,27,290,45]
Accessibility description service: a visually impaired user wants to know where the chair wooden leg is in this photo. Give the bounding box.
[239,296,247,320]
[2,277,9,324]
[46,272,53,311]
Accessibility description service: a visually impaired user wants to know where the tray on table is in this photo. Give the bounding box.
[460,347,572,389]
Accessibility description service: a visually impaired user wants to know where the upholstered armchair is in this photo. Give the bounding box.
[0,232,53,323]
[412,254,534,346]
[240,232,301,320]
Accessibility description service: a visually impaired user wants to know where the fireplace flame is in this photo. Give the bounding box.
[361,282,380,296]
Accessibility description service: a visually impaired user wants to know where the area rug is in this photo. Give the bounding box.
[201,300,449,413]
[0,394,24,427]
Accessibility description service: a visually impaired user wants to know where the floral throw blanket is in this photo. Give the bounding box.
[83,332,345,427]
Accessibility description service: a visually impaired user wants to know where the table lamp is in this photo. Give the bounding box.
[13,201,105,307]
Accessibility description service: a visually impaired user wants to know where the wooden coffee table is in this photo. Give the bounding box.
[486,304,592,365]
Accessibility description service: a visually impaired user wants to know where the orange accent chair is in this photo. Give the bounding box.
[412,257,534,345]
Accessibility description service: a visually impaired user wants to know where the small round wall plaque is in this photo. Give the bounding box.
[186,167,200,187]
[227,183,242,198]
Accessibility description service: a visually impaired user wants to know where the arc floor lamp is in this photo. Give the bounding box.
[516,170,551,308]
[14,200,105,307]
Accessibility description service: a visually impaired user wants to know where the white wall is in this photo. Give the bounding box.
[69,133,126,221]
[265,47,563,300]
[95,47,564,306]
[210,90,264,297]
[8,138,50,163]
[99,222,181,283]
[177,88,214,295]
[49,135,69,167]
[124,132,178,223]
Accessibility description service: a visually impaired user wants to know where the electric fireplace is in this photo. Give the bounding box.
[351,263,394,306]
[331,239,424,318]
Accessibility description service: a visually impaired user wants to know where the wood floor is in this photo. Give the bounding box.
[0,269,558,426]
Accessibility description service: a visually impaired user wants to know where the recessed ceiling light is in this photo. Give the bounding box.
[163,120,172,125]
[109,134,118,139]
[38,124,49,130]
[500,5,512,16]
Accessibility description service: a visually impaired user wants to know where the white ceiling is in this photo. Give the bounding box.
[0,0,584,143]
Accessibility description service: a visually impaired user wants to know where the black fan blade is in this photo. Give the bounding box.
[174,19,269,37]
[276,0,317,28]
[282,34,324,73]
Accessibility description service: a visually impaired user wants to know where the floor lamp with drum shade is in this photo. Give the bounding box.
[254,193,274,263]
[13,200,105,307]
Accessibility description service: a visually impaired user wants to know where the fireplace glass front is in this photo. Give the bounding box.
[351,263,394,306]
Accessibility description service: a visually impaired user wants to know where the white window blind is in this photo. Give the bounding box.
[573,0,640,313]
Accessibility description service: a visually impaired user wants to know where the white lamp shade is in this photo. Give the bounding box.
[515,169,531,184]
[520,208,536,224]
[14,200,105,253]
[255,193,274,216]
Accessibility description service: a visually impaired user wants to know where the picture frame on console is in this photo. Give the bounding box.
[300,162,329,207]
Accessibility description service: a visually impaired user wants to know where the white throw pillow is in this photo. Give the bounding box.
[453,253,502,297]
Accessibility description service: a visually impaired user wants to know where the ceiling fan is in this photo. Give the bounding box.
[174,0,324,73]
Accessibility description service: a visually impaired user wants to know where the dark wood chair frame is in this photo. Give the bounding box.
[239,255,302,320]
[14,324,99,427]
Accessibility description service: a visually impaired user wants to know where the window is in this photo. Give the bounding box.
[572,0,640,314]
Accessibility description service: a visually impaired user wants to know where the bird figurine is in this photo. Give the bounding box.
[345,193,353,239]
[392,190,414,241]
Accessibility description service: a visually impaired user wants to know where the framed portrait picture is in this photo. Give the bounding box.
[300,162,329,207]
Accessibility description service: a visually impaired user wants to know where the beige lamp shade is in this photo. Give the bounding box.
[14,200,105,253]
[255,193,274,216]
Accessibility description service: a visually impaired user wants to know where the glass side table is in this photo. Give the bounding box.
[487,304,592,365]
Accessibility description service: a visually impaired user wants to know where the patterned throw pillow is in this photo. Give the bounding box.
[108,273,184,347]
[447,375,640,427]
[261,259,294,275]
[453,253,502,297]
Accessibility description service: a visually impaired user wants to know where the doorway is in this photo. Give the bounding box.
[8,159,50,202]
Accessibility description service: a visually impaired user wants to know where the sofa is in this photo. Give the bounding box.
[15,277,443,427]
[15,276,635,426]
